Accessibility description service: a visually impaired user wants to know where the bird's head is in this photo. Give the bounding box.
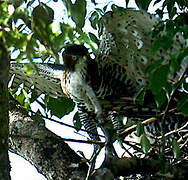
[62,45,89,71]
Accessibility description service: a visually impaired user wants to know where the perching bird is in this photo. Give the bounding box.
[60,44,103,141]
[9,8,187,147]
[60,44,131,142]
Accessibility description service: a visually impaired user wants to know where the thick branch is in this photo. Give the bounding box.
[9,99,88,180]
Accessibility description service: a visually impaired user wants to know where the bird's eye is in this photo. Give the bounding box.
[72,56,77,61]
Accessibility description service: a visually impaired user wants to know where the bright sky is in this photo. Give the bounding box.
[9,0,164,179]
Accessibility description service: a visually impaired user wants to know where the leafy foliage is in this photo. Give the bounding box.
[63,0,86,28]
[73,112,82,131]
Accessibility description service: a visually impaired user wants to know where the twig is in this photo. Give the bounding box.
[119,108,176,136]
[9,133,104,145]
[179,139,188,150]
[157,122,188,139]
[29,109,105,138]
[85,146,103,180]
[159,70,187,156]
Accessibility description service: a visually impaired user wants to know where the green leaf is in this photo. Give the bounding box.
[177,49,188,65]
[31,4,55,49]
[73,112,82,131]
[145,59,165,74]
[30,89,39,103]
[32,3,54,26]
[154,89,167,108]
[149,64,169,95]
[64,0,86,28]
[60,23,74,41]
[22,88,30,104]
[89,11,99,30]
[166,20,175,34]
[136,121,144,137]
[138,88,146,105]
[10,0,24,8]
[163,82,172,101]
[24,64,33,75]
[164,0,176,19]
[31,111,45,126]
[53,33,65,49]
[24,101,30,109]
[46,96,75,118]
[170,54,180,73]
[89,32,99,45]
[133,86,146,105]
[140,134,151,154]
[15,92,25,105]
[135,0,152,11]
[177,92,188,115]
[172,139,181,158]
[151,35,173,55]
[182,23,188,39]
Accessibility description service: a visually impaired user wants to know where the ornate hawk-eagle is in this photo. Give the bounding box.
[9,8,188,145]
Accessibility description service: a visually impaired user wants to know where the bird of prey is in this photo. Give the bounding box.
[9,8,188,147]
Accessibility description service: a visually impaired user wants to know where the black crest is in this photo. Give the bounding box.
[64,45,88,57]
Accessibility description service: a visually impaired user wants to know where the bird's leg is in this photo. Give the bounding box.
[108,111,124,133]
[85,84,106,124]
[101,122,118,157]
[84,84,118,157]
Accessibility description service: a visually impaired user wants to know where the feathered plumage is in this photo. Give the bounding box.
[9,8,188,146]
[9,63,64,98]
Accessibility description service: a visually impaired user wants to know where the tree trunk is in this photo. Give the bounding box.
[9,98,88,180]
[0,40,11,179]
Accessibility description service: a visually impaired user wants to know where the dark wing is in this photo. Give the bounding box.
[9,62,65,98]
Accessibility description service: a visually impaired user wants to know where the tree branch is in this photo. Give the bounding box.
[9,98,88,179]
[92,155,188,180]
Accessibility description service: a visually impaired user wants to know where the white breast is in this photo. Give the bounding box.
[66,64,95,111]
[67,71,85,99]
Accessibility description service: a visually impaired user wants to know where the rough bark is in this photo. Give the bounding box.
[9,98,88,180]
[0,40,11,179]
